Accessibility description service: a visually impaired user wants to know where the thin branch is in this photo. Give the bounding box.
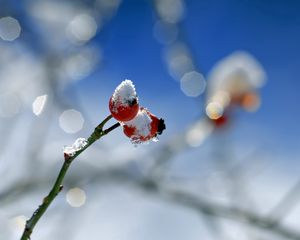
[20,115,119,240]
[103,122,121,135]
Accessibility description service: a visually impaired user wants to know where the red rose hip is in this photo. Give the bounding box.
[123,108,166,144]
[109,80,139,121]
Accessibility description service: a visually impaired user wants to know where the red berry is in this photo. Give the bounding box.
[123,108,166,144]
[109,80,139,121]
[211,114,228,128]
[109,96,139,122]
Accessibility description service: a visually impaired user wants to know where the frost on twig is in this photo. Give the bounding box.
[63,138,88,157]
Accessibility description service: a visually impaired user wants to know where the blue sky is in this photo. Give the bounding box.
[74,0,300,155]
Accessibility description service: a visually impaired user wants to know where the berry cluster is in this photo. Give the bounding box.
[109,80,166,144]
[205,52,265,128]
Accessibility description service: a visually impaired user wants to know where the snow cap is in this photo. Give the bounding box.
[112,79,137,104]
[124,108,152,138]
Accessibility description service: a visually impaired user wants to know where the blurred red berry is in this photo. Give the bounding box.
[211,114,228,128]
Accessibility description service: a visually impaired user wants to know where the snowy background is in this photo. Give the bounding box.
[1,0,300,239]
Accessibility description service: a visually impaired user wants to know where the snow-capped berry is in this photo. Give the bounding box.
[123,108,166,144]
[109,80,139,121]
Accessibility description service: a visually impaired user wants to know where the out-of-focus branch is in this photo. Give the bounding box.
[135,178,300,240]
[5,161,300,240]
[268,179,300,225]
[88,168,300,240]
[149,118,214,178]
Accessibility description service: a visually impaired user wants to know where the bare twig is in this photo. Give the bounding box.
[20,115,120,240]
